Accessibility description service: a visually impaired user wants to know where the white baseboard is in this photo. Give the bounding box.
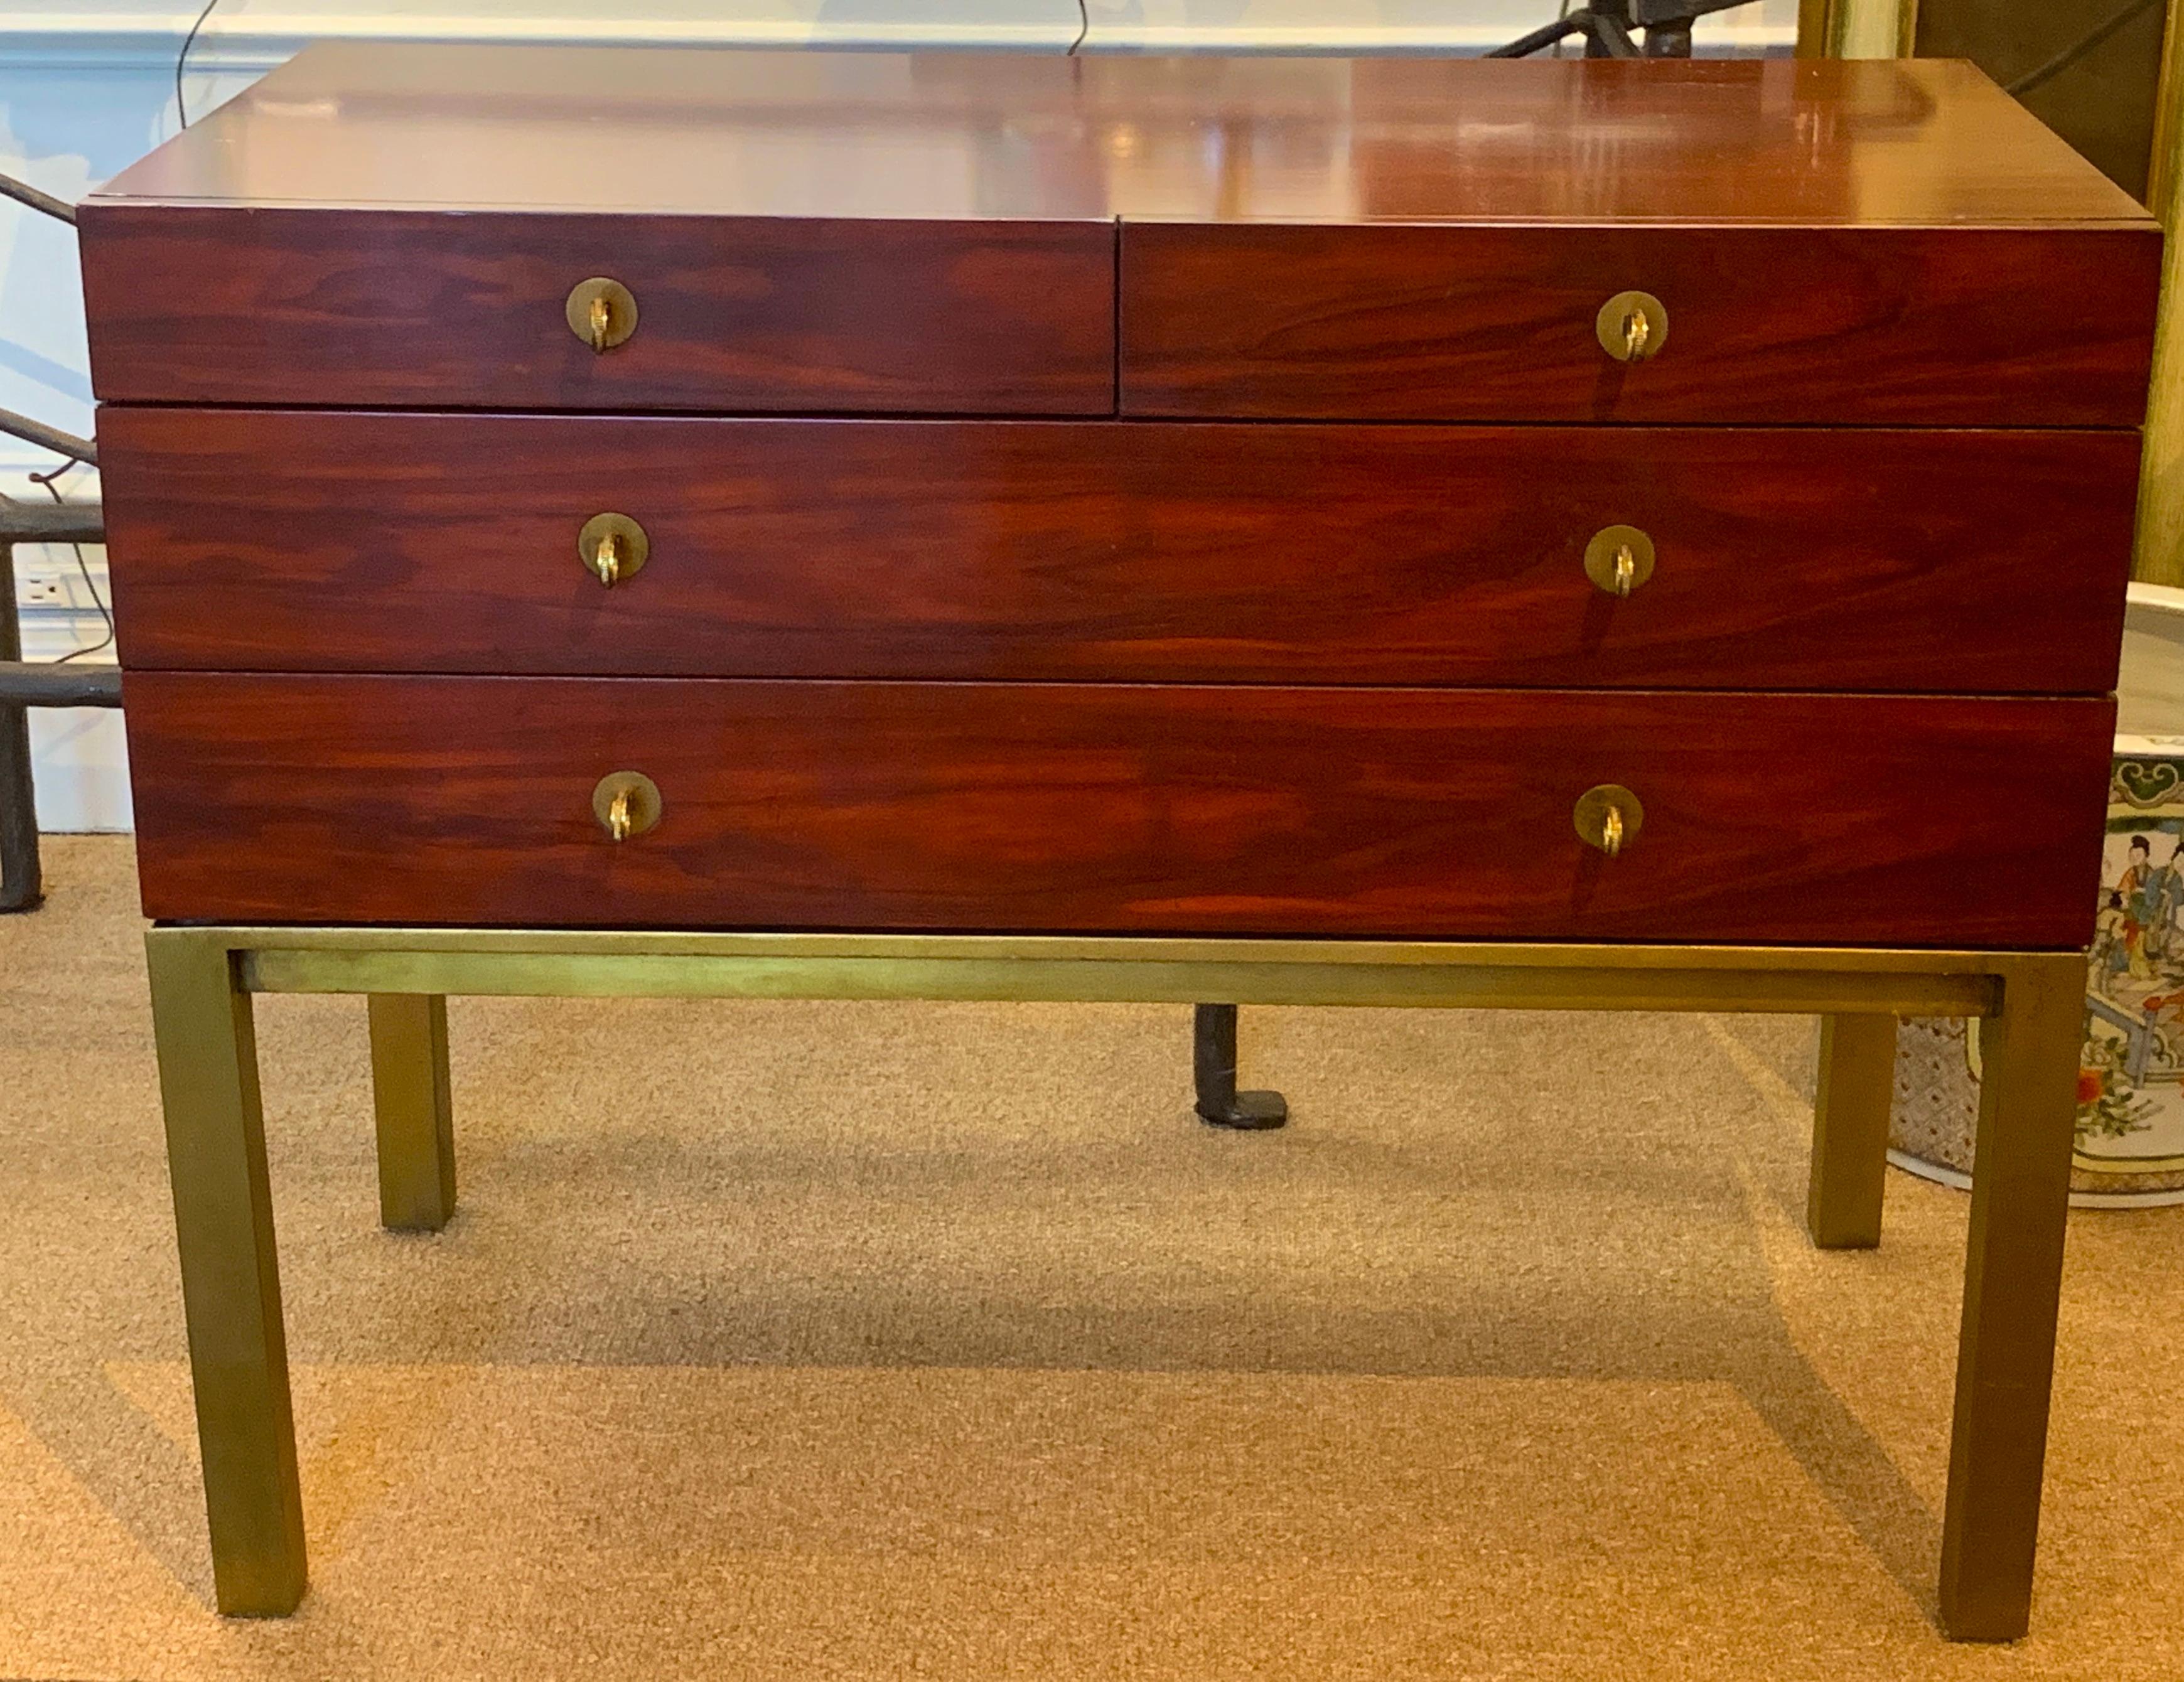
[26,709,132,834]
[13,601,127,833]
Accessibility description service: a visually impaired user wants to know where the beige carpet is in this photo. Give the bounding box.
[3,836,2182,1681]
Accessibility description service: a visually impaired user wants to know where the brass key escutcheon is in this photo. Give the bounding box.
[1574,784,1643,857]
[566,277,638,352]
[593,771,662,842]
[1583,525,1655,597]
[577,512,649,587]
[1596,290,1666,363]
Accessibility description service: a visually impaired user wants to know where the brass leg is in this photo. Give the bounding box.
[1806,1013,1897,1250]
[1797,0,1917,58]
[1938,955,2084,1642]
[368,994,456,1231]
[145,931,306,1615]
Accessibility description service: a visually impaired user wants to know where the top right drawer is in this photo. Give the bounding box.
[1119,223,2161,426]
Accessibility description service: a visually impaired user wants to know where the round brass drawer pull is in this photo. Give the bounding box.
[1574,784,1643,857]
[566,277,638,353]
[1583,525,1655,597]
[593,771,662,842]
[1596,289,1666,363]
[578,512,648,587]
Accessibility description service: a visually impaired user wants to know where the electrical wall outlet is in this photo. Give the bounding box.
[11,544,110,615]
[17,559,70,606]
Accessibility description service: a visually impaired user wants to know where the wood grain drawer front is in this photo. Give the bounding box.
[126,676,2112,946]
[102,410,2134,694]
[1121,223,2160,425]
[77,205,1116,414]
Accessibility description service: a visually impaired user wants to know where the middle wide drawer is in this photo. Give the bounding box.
[99,410,2135,693]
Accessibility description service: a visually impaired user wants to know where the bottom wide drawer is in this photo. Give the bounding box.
[124,676,2112,945]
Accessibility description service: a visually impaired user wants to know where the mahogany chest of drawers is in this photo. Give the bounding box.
[82,44,2153,947]
[79,41,2158,1641]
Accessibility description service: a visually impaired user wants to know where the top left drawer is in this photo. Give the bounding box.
[77,205,1117,415]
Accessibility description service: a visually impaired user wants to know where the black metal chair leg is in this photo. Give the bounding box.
[1487,0,1731,59]
[1,539,44,915]
[1193,1003,1288,1130]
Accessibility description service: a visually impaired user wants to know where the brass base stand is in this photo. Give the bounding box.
[144,926,2083,1640]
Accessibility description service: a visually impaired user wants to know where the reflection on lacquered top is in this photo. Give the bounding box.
[95,41,2149,227]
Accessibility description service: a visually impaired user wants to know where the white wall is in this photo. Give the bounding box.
[2,28,175,832]
[1,0,1795,832]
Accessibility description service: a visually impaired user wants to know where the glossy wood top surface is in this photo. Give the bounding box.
[90,42,2149,228]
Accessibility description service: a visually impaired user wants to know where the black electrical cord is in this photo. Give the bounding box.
[2006,0,2163,97]
[1069,0,1089,56]
[176,0,222,129]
